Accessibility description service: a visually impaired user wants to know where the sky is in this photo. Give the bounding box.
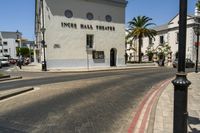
[0,0,197,40]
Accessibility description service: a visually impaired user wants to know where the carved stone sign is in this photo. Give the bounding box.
[61,22,115,31]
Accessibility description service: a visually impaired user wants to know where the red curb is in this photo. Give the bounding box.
[138,80,170,133]
[127,80,167,133]
[139,89,160,133]
[128,79,171,133]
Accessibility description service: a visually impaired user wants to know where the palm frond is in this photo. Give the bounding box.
[196,1,200,11]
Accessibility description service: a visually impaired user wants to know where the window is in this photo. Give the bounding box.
[53,44,60,49]
[149,38,153,45]
[86,35,94,49]
[0,50,2,53]
[86,12,94,20]
[176,32,179,44]
[64,10,73,18]
[3,42,7,45]
[105,15,112,22]
[4,49,8,53]
[160,36,164,44]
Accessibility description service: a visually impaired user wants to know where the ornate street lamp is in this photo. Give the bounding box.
[193,17,200,73]
[40,27,47,71]
[41,0,47,71]
[172,0,191,133]
[16,30,22,69]
[0,37,3,57]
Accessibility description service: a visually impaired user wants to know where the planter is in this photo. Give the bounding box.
[0,75,11,79]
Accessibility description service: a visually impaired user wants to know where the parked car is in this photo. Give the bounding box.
[0,57,9,67]
[1,59,9,66]
[9,58,17,65]
[173,58,195,68]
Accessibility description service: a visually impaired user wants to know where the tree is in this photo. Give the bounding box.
[196,0,200,11]
[145,47,154,61]
[16,47,31,57]
[127,16,157,63]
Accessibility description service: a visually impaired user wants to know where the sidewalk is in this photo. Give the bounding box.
[7,62,158,72]
[128,72,200,133]
[152,72,200,133]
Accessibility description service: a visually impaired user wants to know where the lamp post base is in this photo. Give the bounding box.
[42,61,47,71]
[172,73,191,133]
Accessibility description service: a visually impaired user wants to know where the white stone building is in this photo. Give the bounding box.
[127,14,197,64]
[143,14,197,63]
[35,0,127,69]
[0,31,21,59]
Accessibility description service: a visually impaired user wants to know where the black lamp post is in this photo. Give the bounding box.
[172,0,191,133]
[193,17,200,73]
[16,30,22,69]
[41,27,47,71]
[41,0,47,71]
[0,37,3,56]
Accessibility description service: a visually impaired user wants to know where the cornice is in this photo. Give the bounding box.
[84,0,128,7]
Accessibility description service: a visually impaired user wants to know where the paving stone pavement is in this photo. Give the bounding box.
[7,63,157,72]
[153,72,200,133]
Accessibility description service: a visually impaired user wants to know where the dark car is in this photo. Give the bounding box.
[173,58,195,68]
[9,58,17,65]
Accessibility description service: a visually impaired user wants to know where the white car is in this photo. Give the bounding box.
[0,57,9,66]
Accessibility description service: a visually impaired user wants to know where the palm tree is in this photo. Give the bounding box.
[127,16,157,63]
[196,0,200,11]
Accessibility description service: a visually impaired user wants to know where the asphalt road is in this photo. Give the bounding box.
[0,68,190,133]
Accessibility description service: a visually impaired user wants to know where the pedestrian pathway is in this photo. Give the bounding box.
[152,72,200,133]
[7,63,158,72]
[128,72,200,133]
[127,79,172,133]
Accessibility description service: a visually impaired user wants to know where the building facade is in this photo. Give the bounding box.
[127,14,197,64]
[143,14,196,63]
[35,0,127,69]
[0,31,22,59]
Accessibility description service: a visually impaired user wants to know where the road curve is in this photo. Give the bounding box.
[0,68,177,133]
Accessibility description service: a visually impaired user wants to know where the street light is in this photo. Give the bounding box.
[172,0,191,133]
[193,17,200,73]
[40,28,47,71]
[16,30,22,69]
[0,37,3,57]
[41,0,47,71]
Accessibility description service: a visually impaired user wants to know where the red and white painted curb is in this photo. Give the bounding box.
[128,79,172,133]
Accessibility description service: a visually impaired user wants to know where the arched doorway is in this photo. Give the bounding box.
[110,48,117,66]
